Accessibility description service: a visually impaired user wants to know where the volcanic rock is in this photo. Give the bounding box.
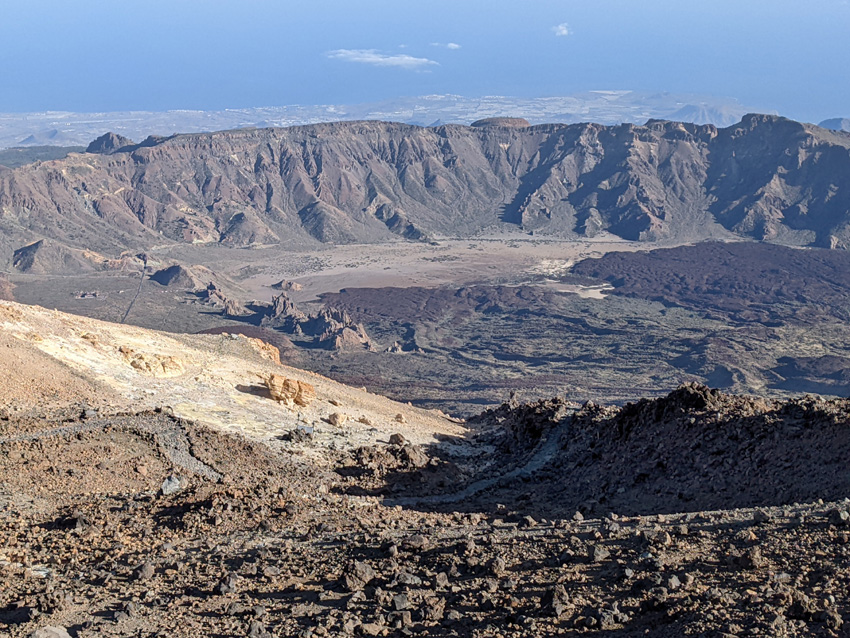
[149,264,204,288]
[119,346,184,377]
[388,433,407,446]
[392,593,410,611]
[215,572,239,595]
[328,412,347,426]
[385,341,404,353]
[301,306,351,336]
[199,282,228,307]
[588,544,611,563]
[271,279,303,292]
[12,239,99,274]
[343,561,376,592]
[321,325,374,351]
[85,132,134,154]
[403,534,430,551]
[399,445,429,468]
[246,337,282,365]
[467,382,850,518]
[261,293,308,330]
[396,571,422,586]
[264,374,316,408]
[541,584,571,618]
[247,621,270,638]
[161,475,182,496]
[284,305,375,351]
[136,561,156,580]
[829,508,850,527]
[222,298,248,317]
[4,117,850,258]
[197,282,247,316]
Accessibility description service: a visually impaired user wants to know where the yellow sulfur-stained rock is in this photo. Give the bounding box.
[119,346,184,378]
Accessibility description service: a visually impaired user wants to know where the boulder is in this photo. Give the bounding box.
[119,346,185,378]
[161,476,182,496]
[343,560,376,591]
[271,279,303,292]
[328,412,347,426]
[320,325,374,351]
[265,374,316,408]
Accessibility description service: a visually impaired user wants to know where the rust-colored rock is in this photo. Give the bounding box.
[265,374,316,408]
[247,338,281,365]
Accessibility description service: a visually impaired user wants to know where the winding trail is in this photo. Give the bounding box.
[389,429,564,507]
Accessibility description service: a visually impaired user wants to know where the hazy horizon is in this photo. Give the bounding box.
[1,0,848,123]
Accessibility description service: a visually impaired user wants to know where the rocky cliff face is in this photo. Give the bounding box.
[85,132,135,154]
[1,116,849,261]
[261,293,373,351]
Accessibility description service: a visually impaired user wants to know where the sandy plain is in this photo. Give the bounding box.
[150,232,647,305]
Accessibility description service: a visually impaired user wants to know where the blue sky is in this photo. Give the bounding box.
[1,0,848,121]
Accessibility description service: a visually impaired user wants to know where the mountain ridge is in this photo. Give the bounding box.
[1,114,850,269]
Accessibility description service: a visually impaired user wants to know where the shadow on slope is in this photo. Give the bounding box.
[338,384,850,520]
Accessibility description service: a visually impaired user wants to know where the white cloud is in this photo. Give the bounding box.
[446,42,461,50]
[552,23,572,37]
[430,42,462,50]
[326,49,439,69]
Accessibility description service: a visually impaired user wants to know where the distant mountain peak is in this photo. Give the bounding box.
[470,117,531,128]
[86,132,135,154]
[819,118,850,132]
[666,103,748,128]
